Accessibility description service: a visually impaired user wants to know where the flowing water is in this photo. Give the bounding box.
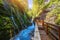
[10,14,35,40]
[10,22,35,40]
[3,0,35,40]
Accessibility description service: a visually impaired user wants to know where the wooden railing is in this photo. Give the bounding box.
[34,23,41,40]
[44,22,60,40]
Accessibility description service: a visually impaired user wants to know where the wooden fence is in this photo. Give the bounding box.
[44,22,60,40]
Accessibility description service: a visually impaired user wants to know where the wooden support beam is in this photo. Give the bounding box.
[58,27,60,40]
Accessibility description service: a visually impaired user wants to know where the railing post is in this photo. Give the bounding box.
[58,27,60,40]
[46,23,48,34]
[41,20,44,27]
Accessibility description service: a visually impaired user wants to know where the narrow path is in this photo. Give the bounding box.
[38,25,52,40]
[39,30,52,40]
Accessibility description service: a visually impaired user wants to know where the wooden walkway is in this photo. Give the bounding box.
[39,30,52,40]
[33,22,52,40]
[36,22,52,40]
[10,22,56,40]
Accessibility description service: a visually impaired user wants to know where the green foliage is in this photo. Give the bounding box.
[0,16,12,29]
[28,0,59,20]
[0,0,31,40]
[0,15,13,40]
[55,14,60,25]
[0,0,60,40]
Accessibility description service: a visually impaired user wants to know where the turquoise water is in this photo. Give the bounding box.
[3,1,35,40]
[13,23,35,40]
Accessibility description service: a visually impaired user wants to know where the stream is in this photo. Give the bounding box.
[10,22,35,40]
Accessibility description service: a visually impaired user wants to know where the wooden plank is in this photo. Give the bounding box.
[39,30,52,40]
[48,25,58,31]
[44,22,60,40]
[44,22,60,28]
[49,32,56,40]
[49,30,59,39]
[58,27,60,40]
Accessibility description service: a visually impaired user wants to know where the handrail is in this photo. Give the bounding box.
[44,22,60,28]
[34,23,41,40]
[44,22,60,40]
